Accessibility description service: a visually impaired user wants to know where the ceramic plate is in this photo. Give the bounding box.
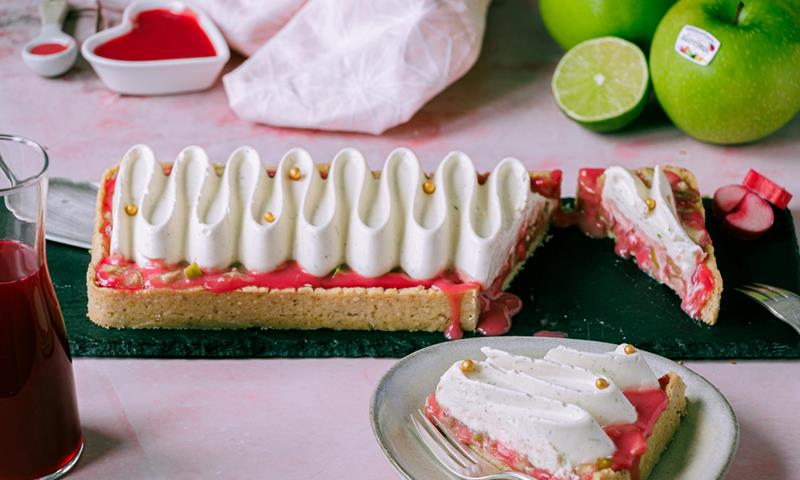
[370,337,738,480]
[46,177,97,249]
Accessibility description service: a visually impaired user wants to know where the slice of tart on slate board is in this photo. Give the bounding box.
[575,165,722,325]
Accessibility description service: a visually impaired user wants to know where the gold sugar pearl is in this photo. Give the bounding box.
[125,204,138,216]
[460,359,476,373]
[422,180,436,195]
[645,198,656,211]
[288,166,302,181]
[263,212,276,223]
[624,344,637,355]
[595,378,609,390]
[597,457,613,470]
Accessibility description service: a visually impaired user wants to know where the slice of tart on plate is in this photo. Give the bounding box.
[425,343,687,480]
[87,145,561,338]
[575,165,722,325]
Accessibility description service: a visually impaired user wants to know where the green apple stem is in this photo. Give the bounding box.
[733,1,744,25]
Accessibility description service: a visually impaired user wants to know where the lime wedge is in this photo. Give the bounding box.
[552,37,649,132]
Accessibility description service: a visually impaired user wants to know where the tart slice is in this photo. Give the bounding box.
[87,145,561,338]
[425,344,687,480]
[575,165,722,325]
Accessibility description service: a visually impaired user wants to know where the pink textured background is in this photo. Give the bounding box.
[2,1,799,479]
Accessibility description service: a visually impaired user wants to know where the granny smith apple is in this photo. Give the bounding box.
[539,0,676,50]
[650,0,800,144]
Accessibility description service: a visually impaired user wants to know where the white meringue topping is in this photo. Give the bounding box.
[600,165,704,280]
[110,145,550,285]
[433,344,662,474]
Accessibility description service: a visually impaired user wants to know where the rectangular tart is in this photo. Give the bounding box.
[87,146,561,336]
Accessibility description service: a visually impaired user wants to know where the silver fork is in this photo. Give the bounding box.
[735,283,800,335]
[409,410,536,480]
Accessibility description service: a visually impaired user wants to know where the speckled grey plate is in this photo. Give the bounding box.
[370,337,738,480]
[46,177,97,249]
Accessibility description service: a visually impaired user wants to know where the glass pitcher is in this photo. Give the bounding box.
[0,135,83,479]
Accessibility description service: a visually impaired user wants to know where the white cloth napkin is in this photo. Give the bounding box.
[212,0,491,134]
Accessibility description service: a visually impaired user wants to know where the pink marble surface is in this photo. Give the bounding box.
[2,0,800,479]
[68,359,798,480]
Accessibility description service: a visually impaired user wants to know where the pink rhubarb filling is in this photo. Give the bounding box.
[96,169,561,337]
[425,375,671,480]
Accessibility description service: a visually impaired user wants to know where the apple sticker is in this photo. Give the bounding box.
[674,25,721,66]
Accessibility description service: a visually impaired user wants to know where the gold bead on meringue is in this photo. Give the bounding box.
[125,204,138,216]
[288,166,302,181]
[460,359,476,373]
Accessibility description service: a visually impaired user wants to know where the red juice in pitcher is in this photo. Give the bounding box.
[0,240,82,479]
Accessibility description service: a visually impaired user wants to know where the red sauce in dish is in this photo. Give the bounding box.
[425,374,672,480]
[30,43,69,55]
[94,8,215,61]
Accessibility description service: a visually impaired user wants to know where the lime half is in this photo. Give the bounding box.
[552,36,649,132]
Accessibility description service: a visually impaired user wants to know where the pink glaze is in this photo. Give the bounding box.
[29,42,69,55]
[533,330,568,338]
[97,256,478,292]
[477,291,523,336]
[530,170,562,200]
[604,376,670,480]
[574,168,607,237]
[426,375,671,480]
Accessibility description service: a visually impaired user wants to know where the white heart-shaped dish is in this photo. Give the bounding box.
[82,0,230,95]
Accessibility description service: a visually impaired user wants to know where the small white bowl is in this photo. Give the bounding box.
[81,0,230,96]
[22,31,78,78]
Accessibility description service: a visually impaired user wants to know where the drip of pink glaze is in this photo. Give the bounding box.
[477,291,523,336]
[438,283,478,341]
[533,330,567,338]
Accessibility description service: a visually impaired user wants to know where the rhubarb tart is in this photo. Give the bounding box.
[87,145,561,337]
[575,165,722,325]
[425,344,686,480]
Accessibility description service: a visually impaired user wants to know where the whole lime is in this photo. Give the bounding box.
[539,0,677,50]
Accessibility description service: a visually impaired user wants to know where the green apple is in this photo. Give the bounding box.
[539,0,676,50]
[650,0,800,144]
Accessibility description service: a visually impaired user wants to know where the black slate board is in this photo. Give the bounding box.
[52,200,800,359]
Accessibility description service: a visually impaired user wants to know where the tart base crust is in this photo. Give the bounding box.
[87,165,556,331]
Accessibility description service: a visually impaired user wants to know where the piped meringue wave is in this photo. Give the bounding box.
[110,145,549,286]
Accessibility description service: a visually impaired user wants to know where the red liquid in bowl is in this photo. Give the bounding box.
[94,8,216,61]
[0,241,82,479]
[30,43,69,55]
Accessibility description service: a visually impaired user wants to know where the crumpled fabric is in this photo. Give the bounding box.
[214,0,491,134]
